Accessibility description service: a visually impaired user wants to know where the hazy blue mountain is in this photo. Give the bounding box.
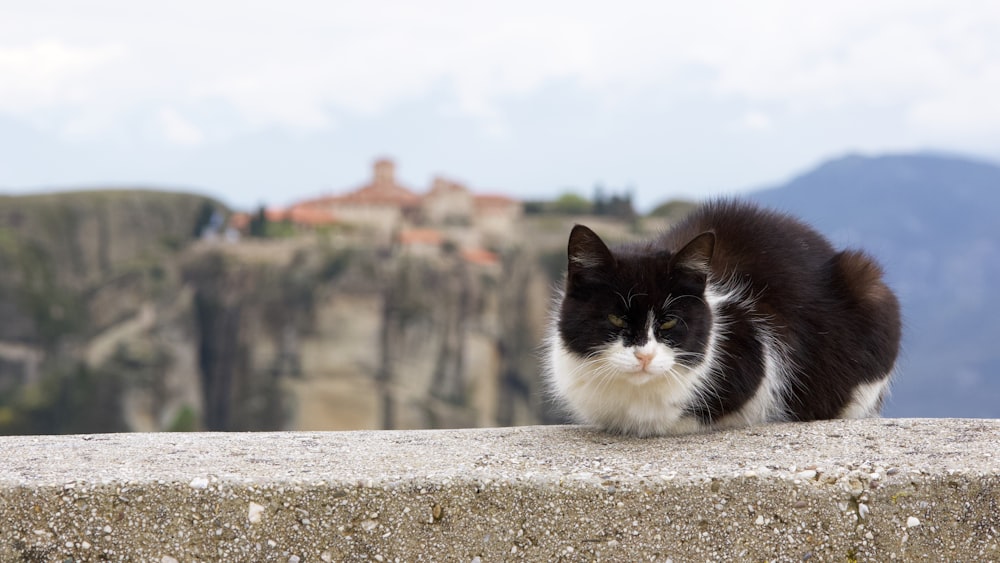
[750,152,1000,417]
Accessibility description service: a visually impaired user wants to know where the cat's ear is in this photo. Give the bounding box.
[671,231,715,275]
[567,225,615,276]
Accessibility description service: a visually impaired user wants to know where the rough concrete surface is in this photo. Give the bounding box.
[1,419,998,562]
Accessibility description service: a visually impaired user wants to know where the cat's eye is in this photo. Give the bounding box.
[659,318,679,331]
[608,314,626,328]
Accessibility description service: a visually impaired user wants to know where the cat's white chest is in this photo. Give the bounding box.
[545,328,712,436]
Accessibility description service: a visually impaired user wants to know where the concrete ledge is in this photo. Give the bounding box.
[1,419,998,562]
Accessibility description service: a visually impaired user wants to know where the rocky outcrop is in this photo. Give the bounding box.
[0,191,570,433]
[176,237,556,432]
[0,190,223,433]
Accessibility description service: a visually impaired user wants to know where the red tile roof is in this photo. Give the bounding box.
[281,159,519,219]
[265,208,288,222]
[428,177,469,195]
[475,194,520,209]
[262,205,337,226]
[461,247,500,266]
[398,228,444,246]
[287,205,337,226]
[338,183,421,207]
[229,212,250,230]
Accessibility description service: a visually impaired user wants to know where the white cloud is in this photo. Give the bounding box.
[740,111,773,132]
[157,107,206,146]
[0,40,125,112]
[2,1,1000,145]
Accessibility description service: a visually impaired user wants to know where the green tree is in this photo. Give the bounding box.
[248,206,268,238]
[551,192,592,215]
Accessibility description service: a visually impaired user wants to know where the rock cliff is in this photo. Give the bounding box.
[0,191,596,433]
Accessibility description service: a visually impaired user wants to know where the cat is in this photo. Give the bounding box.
[545,199,901,437]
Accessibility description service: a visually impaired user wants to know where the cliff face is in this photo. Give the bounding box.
[0,191,218,432]
[178,238,557,432]
[0,190,216,345]
[0,191,565,434]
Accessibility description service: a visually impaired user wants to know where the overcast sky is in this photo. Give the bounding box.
[2,1,999,210]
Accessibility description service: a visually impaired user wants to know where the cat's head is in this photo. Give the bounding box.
[556,225,716,385]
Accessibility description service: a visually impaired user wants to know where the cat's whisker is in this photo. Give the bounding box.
[564,356,620,389]
[663,367,688,389]
[672,351,703,359]
[615,286,648,311]
[662,293,708,309]
[583,364,624,397]
[564,358,607,380]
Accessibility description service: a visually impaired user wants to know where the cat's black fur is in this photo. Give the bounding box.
[546,199,902,435]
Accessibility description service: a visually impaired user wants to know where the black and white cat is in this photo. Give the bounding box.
[545,199,901,436]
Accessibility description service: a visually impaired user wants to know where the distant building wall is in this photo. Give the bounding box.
[276,159,522,244]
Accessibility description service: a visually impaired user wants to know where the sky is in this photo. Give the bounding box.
[2,1,1000,211]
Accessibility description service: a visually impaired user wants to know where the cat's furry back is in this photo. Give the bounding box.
[545,199,901,436]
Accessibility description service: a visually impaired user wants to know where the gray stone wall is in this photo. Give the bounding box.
[1,419,998,561]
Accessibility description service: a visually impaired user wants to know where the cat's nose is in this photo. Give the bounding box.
[634,350,656,370]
